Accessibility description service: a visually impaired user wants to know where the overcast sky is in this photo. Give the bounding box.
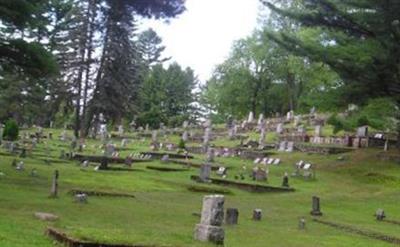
[139,0,262,83]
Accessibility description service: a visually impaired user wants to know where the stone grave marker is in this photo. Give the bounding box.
[278,141,287,151]
[282,172,289,187]
[248,111,254,123]
[276,123,283,134]
[356,126,368,137]
[315,125,322,137]
[375,209,385,221]
[253,209,262,221]
[225,208,239,225]
[310,196,322,216]
[286,142,294,152]
[50,170,59,198]
[194,195,225,245]
[199,164,211,182]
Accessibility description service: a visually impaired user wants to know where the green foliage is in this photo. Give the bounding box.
[3,119,19,141]
[356,115,369,127]
[137,63,196,127]
[178,138,185,149]
[327,114,346,134]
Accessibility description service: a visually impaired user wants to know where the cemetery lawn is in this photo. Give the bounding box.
[0,129,399,247]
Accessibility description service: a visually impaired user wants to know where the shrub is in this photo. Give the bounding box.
[3,119,19,141]
[178,138,186,149]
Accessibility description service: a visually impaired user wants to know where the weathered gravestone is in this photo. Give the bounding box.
[253,209,262,221]
[259,128,266,149]
[74,193,88,203]
[286,142,294,152]
[254,167,267,182]
[298,217,306,230]
[276,123,283,134]
[206,148,215,163]
[310,196,323,216]
[278,141,287,151]
[282,172,289,187]
[50,170,59,198]
[194,195,225,245]
[199,164,211,182]
[225,208,239,225]
[357,126,368,137]
[375,209,385,221]
[248,111,254,123]
[182,131,188,142]
[315,125,322,137]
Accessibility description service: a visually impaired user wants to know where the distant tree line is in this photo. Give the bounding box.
[0,0,198,137]
[201,0,399,144]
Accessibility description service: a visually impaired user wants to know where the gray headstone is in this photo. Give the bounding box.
[199,164,211,182]
[50,170,59,198]
[375,209,385,221]
[194,195,225,245]
[310,196,322,216]
[357,126,368,137]
[253,209,262,221]
[225,208,239,225]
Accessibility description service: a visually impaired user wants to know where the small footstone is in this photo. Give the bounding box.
[34,212,58,221]
[225,208,239,225]
[253,209,262,221]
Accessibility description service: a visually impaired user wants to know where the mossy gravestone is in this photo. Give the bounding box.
[194,195,225,245]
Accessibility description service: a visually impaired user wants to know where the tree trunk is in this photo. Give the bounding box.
[81,0,97,137]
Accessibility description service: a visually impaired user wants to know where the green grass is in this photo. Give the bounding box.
[0,128,399,246]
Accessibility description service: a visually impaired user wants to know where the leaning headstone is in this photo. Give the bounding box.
[253,209,262,221]
[50,170,59,198]
[375,209,385,221]
[225,208,239,225]
[194,195,225,245]
[199,164,211,182]
[310,196,322,216]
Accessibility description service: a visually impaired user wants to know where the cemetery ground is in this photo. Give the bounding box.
[0,128,400,247]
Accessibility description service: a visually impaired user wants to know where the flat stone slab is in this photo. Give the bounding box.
[140,152,193,159]
[190,175,295,193]
[71,154,150,164]
[146,166,189,172]
[46,227,159,247]
[169,159,220,171]
[34,212,59,221]
[69,189,135,198]
[313,219,400,245]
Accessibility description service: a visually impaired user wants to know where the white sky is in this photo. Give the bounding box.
[139,0,262,83]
